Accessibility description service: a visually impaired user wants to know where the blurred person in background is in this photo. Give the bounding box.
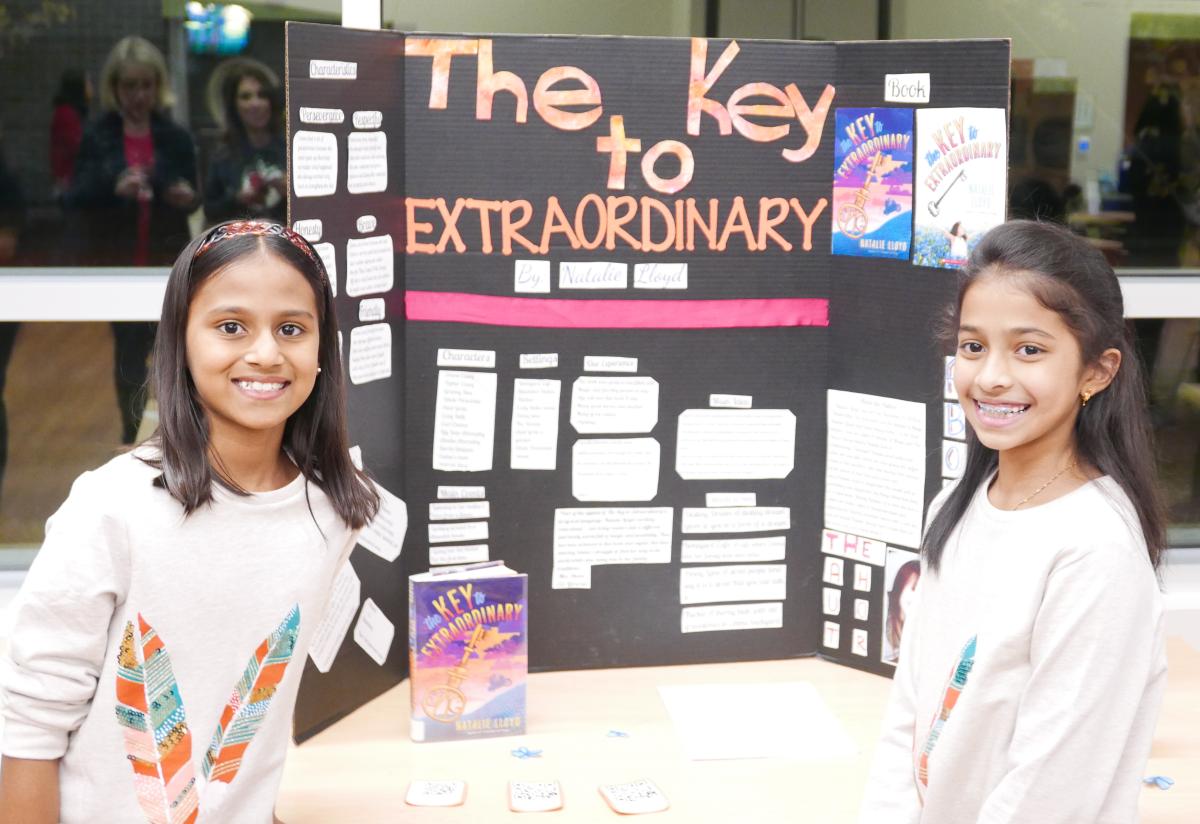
[204,59,285,225]
[49,69,91,199]
[67,36,198,444]
[0,126,26,504]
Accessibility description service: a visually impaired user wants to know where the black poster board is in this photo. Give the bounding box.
[286,22,1010,740]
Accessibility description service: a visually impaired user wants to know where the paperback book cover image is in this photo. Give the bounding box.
[832,107,914,260]
[409,562,527,742]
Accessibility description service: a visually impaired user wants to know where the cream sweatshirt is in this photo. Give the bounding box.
[859,476,1166,824]
[1,451,358,823]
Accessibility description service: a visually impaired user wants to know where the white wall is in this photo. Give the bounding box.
[893,0,1200,186]
[382,0,700,37]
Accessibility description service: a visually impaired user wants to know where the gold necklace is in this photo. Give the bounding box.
[1012,459,1078,510]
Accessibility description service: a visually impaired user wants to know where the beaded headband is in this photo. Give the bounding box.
[196,220,323,271]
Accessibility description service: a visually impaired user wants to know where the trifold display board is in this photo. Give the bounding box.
[286,22,1010,742]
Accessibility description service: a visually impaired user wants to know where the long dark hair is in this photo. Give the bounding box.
[142,222,379,530]
[220,63,282,151]
[924,220,1165,571]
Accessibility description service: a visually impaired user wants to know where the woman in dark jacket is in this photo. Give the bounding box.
[204,59,286,225]
[67,35,198,443]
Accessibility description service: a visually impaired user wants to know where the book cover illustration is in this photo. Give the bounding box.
[912,107,1008,269]
[832,107,914,260]
[409,566,527,742]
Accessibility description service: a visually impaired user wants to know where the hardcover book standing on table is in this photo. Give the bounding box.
[408,562,528,742]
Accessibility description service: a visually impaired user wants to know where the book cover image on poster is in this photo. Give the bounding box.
[408,563,527,742]
[832,107,914,260]
[913,107,1008,269]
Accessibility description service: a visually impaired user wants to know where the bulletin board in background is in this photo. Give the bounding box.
[286,23,1010,743]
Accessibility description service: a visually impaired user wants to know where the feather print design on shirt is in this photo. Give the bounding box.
[917,634,977,792]
[202,603,301,784]
[114,616,200,824]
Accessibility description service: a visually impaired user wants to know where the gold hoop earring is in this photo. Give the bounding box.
[1080,389,1092,407]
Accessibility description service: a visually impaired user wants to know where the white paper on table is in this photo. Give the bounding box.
[291,131,337,197]
[345,235,394,297]
[675,409,795,479]
[825,390,925,549]
[679,564,786,604]
[352,597,394,666]
[571,437,659,501]
[429,543,489,566]
[428,520,488,544]
[681,506,790,534]
[307,560,360,673]
[680,602,782,633]
[680,535,785,564]
[356,483,407,562]
[432,370,497,472]
[428,500,490,521]
[552,507,672,589]
[570,376,658,433]
[657,682,857,761]
[511,378,561,470]
[346,131,387,194]
[348,323,391,385]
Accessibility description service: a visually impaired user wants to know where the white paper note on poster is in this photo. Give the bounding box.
[552,507,672,589]
[822,556,844,585]
[943,439,966,478]
[583,355,638,373]
[307,560,360,673]
[433,370,497,472]
[292,131,337,197]
[570,376,658,433]
[572,437,659,501]
[515,260,551,293]
[347,131,387,194]
[359,298,385,322]
[511,378,561,470]
[633,262,687,289]
[292,219,322,242]
[356,215,377,233]
[437,485,485,499]
[709,394,752,408]
[428,520,488,544]
[680,602,782,633]
[679,564,786,604]
[944,356,957,400]
[429,543,490,566]
[943,402,966,440]
[348,444,363,469]
[823,621,840,648]
[520,353,558,369]
[348,323,391,385]
[428,500,490,521]
[345,235,394,296]
[821,528,887,567]
[560,261,627,289]
[357,483,407,562]
[313,242,337,296]
[852,628,869,657]
[825,390,925,549]
[309,59,356,79]
[353,110,383,129]
[676,409,796,480]
[352,597,394,666]
[681,506,790,534]
[299,106,344,124]
[437,348,496,369]
[705,492,756,507]
[680,536,785,563]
